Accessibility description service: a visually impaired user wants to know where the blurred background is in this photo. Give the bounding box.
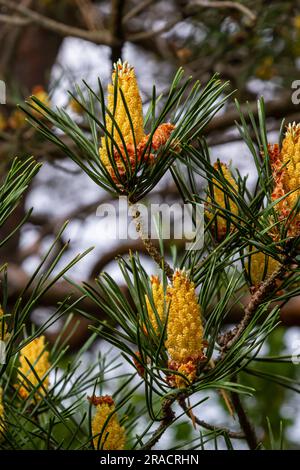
[0,0,300,448]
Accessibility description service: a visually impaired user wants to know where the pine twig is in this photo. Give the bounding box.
[178,395,245,439]
[140,397,175,450]
[231,377,260,450]
[217,266,286,449]
[131,206,174,281]
[219,264,286,351]
[209,358,234,417]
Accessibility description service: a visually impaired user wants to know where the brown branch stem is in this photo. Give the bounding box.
[110,0,126,63]
[0,0,115,46]
[178,396,245,439]
[205,94,295,134]
[140,397,175,450]
[123,0,154,23]
[188,0,256,23]
[220,264,286,351]
[0,13,29,25]
[231,377,260,450]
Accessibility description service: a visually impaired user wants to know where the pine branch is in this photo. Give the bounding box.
[178,396,245,439]
[140,397,175,450]
[131,205,174,281]
[219,264,286,351]
[231,377,260,450]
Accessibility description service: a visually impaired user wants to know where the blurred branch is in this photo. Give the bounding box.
[0,0,115,46]
[127,16,181,41]
[75,0,103,31]
[0,13,28,25]
[205,94,296,133]
[0,0,34,79]
[5,263,100,350]
[90,240,149,276]
[22,183,179,267]
[19,193,116,262]
[126,0,257,43]
[6,264,100,314]
[187,0,256,22]
[207,112,300,147]
[110,0,126,63]
[0,0,186,48]
[225,292,300,327]
[123,0,154,23]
